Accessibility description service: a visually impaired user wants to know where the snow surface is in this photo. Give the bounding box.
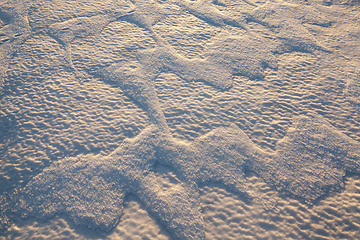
[0,0,31,94]
[347,72,360,104]
[1,0,360,239]
[1,114,359,239]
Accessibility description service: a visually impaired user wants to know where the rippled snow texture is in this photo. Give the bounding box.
[1,0,360,239]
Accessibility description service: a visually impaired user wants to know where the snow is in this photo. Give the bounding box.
[2,114,359,239]
[0,0,31,94]
[254,114,360,203]
[174,0,250,30]
[0,0,360,239]
[48,8,134,77]
[204,34,278,79]
[248,0,331,52]
[346,72,360,104]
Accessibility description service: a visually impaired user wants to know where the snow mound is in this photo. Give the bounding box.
[137,45,233,90]
[174,0,248,30]
[248,0,331,53]
[11,154,126,231]
[0,0,357,239]
[2,114,359,239]
[254,114,360,203]
[47,8,134,77]
[204,34,278,79]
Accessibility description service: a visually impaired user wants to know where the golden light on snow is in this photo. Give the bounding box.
[0,0,359,239]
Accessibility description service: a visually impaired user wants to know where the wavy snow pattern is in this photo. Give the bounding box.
[347,73,360,104]
[1,0,359,239]
[248,0,332,52]
[1,115,360,239]
[0,0,31,94]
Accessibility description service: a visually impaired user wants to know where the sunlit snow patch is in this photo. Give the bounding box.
[204,34,278,79]
[248,0,331,53]
[47,8,134,78]
[0,0,358,239]
[254,114,360,204]
[1,114,360,239]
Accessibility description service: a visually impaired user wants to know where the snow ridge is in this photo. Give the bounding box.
[1,114,360,239]
[1,0,359,239]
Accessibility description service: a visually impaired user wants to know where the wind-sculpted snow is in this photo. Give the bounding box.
[126,0,179,29]
[1,0,358,239]
[248,0,331,52]
[253,114,360,203]
[2,127,204,239]
[48,8,134,78]
[174,0,249,31]
[0,0,31,94]
[98,43,234,134]
[204,34,278,79]
[137,45,233,89]
[346,73,360,104]
[1,114,360,239]
[171,0,330,53]
[0,0,332,94]
[100,62,170,133]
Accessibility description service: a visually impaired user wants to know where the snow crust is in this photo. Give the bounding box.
[2,114,360,239]
[0,0,332,93]
[1,0,359,239]
[204,34,278,79]
[254,114,360,203]
[248,0,331,52]
[48,8,134,77]
[174,0,249,30]
[137,45,234,89]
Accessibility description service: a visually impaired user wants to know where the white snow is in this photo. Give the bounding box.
[0,0,31,93]
[0,0,360,239]
[346,72,360,104]
[2,114,360,239]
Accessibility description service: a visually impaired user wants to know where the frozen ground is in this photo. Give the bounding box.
[0,0,360,239]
